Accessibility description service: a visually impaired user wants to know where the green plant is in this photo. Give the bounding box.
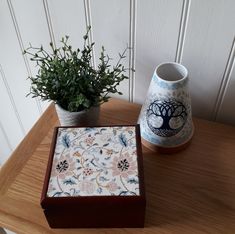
[24,27,129,112]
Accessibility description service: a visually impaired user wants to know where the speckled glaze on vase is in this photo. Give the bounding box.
[138,62,194,150]
[55,104,100,126]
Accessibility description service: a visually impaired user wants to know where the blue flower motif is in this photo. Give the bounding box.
[63,178,76,185]
[62,134,70,148]
[118,133,128,147]
[97,187,103,194]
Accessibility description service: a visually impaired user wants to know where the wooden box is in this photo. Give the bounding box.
[41,125,146,228]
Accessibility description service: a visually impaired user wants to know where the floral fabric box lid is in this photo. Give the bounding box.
[41,125,146,228]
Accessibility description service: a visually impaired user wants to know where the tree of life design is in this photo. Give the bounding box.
[146,99,187,137]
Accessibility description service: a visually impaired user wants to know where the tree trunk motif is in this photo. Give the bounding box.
[146,99,187,137]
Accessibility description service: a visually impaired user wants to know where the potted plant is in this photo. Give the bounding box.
[24,27,129,126]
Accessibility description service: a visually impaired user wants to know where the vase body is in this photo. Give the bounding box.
[138,62,194,150]
[55,104,100,126]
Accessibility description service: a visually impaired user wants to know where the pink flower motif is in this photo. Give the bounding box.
[105,149,113,156]
[111,152,137,178]
[79,181,95,194]
[107,181,118,192]
[84,136,95,145]
[51,154,76,180]
[83,167,93,176]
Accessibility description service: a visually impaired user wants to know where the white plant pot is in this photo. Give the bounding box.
[55,104,100,126]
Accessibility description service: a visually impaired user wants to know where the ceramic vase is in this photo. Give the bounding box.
[138,62,194,152]
[55,104,100,126]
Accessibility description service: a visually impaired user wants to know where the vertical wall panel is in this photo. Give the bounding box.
[0,123,12,165]
[0,0,40,133]
[11,0,52,111]
[90,0,130,100]
[134,0,183,103]
[0,68,23,151]
[217,60,235,125]
[181,0,235,119]
[47,0,86,49]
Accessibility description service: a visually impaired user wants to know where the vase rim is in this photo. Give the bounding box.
[155,62,188,83]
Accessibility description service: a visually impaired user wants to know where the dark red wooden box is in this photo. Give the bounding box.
[41,125,146,228]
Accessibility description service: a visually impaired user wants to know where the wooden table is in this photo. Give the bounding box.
[0,98,235,234]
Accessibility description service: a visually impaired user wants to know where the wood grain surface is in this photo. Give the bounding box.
[0,98,235,234]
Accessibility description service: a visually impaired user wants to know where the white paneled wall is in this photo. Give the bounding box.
[0,0,41,133]
[182,0,235,119]
[135,0,183,103]
[91,0,130,99]
[10,0,52,112]
[47,0,86,49]
[0,0,235,165]
[0,122,12,165]
[216,39,235,125]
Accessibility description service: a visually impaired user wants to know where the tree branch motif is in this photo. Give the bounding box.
[146,99,188,137]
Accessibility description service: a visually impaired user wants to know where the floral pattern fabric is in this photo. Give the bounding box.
[47,126,140,197]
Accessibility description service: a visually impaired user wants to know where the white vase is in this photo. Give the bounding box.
[138,62,194,151]
[55,104,100,126]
